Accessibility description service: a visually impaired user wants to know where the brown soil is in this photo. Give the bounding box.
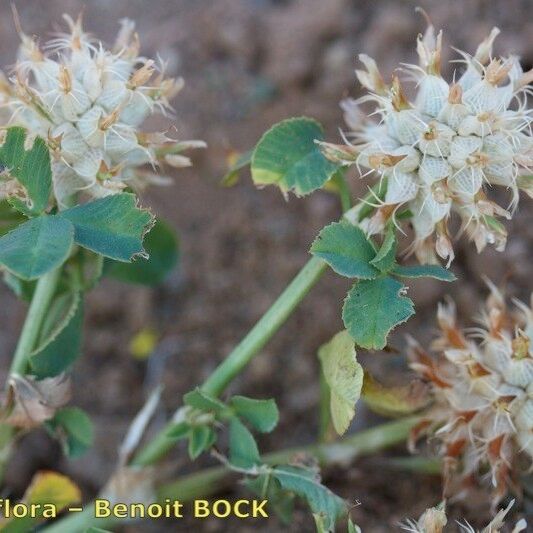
[0,1,532,531]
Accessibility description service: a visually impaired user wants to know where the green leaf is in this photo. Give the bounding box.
[167,421,190,440]
[0,216,74,279]
[3,272,36,301]
[314,513,328,533]
[251,117,340,196]
[228,417,261,469]
[188,425,216,460]
[0,201,26,236]
[342,277,415,350]
[370,225,397,273]
[0,127,52,214]
[246,475,294,525]
[106,219,178,286]
[392,264,456,282]
[230,396,279,433]
[221,150,253,187]
[184,389,227,416]
[30,292,84,378]
[272,465,346,532]
[32,291,80,355]
[318,330,363,435]
[310,221,378,279]
[59,193,153,262]
[74,249,104,290]
[48,407,94,458]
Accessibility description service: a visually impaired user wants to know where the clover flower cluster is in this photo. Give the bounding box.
[402,500,526,533]
[0,14,204,207]
[408,284,533,504]
[321,25,533,265]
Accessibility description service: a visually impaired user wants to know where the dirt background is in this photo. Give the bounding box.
[0,0,532,531]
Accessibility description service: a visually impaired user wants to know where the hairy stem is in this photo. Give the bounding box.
[44,417,418,533]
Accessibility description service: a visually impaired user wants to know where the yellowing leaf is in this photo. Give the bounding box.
[318,330,363,436]
[221,149,252,187]
[129,328,158,360]
[0,471,81,531]
[24,471,81,510]
[362,373,431,418]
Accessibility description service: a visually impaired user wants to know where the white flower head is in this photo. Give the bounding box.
[0,13,204,207]
[321,23,533,265]
[409,284,533,505]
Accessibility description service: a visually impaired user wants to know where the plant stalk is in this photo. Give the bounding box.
[158,416,418,499]
[9,267,62,375]
[0,267,62,484]
[331,170,352,213]
[131,177,381,466]
[132,255,327,465]
[44,417,418,533]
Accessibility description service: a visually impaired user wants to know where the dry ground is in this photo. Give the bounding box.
[0,1,532,531]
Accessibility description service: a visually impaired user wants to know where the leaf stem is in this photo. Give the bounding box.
[9,267,62,375]
[132,255,328,465]
[43,417,418,533]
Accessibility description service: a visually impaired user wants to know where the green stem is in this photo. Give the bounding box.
[43,417,418,533]
[201,256,327,397]
[132,256,327,466]
[132,182,385,467]
[10,267,62,375]
[332,171,352,213]
[159,416,418,499]
[0,267,62,484]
